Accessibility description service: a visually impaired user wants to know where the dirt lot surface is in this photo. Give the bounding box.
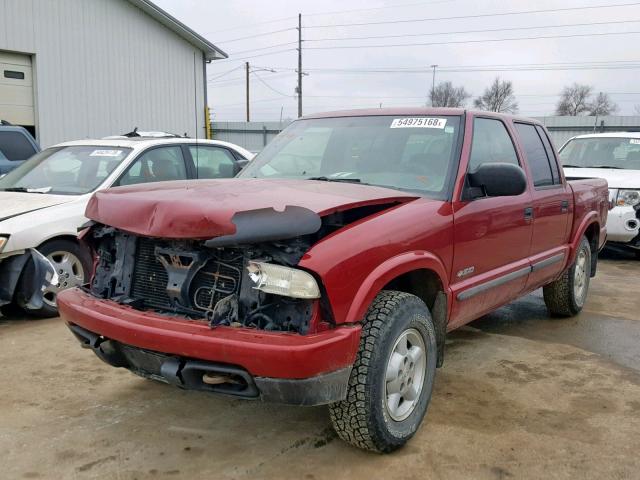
[1,249,639,480]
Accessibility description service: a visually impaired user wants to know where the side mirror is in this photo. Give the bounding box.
[466,162,527,199]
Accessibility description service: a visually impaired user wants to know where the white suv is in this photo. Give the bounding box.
[560,132,640,257]
[0,136,253,316]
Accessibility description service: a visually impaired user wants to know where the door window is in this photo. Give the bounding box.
[0,131,37,160]
[515,123,554,187]
[118,146,186,186]
[189,146,237,179]
[468,118,519,172]
[535,126,561,184]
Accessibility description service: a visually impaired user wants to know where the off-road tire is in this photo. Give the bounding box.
[17,239,92,318]
[543,236,592,317]
[329,290,437,453]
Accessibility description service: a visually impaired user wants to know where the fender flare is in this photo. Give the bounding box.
[567,213,599,266]
[344,250,450,324]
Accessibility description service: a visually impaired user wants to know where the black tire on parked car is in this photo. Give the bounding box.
[17,239,92,318]
[543,235,592,317]
[329,290,437,453]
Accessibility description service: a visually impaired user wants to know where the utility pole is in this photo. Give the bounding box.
[297,13,302,118]
[430,64,438,106]
[245,61,250,122]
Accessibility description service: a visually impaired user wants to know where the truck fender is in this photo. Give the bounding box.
[344,251,451,325]
[567,212,599,266]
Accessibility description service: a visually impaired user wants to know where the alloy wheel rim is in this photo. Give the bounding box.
[42,251,85,307]
[573,248,588,307]
[384,328,427,422]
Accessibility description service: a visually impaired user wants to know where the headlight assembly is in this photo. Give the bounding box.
[247,261,321,299]
[617,189,640,207]
[0,235,8,252]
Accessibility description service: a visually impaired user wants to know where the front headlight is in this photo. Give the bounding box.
[0,235,8,252]
[247,261,321,299]
[617,189,640,207]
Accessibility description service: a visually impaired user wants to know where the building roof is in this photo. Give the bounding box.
[127,0,228,61]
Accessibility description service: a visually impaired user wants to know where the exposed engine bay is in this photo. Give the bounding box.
[88,226,318,334]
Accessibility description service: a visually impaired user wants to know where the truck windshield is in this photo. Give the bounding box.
[0,146,131,195]
[559,137,640,170]
[239,115,462,196]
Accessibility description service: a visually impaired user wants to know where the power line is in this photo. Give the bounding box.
[304,30,640,51]
[304,1,640,28]
[217,28,296,45]
[221,48,297,61]
[207,64,244,81]
[303,0,457,18]
[305,19,640,43]
[228,41,298,56]
[202,16,296,35]
[251,71,293,97]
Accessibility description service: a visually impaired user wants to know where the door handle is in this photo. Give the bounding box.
[561,200,569,213]
[524,207,534,221]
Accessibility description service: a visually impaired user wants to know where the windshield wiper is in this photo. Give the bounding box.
[307,176,363,184]
[2,186,52,194]
[591,165,623,169]
[562,164,584,168]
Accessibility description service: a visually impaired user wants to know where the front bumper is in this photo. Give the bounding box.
[59,288,361,405]
[606,205,640,245]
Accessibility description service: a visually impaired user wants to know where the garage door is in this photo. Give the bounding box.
[0,51,35,129]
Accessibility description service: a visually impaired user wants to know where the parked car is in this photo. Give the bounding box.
[0,136,252,316]
[559,132,640,257]
[59,109,608,453]
[0,123,40,174]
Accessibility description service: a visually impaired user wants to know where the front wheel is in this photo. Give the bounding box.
[329,290,437,453]
[543,236,592,317]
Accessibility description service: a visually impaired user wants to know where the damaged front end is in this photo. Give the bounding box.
[86,210,328,334]
[0,249,58,311]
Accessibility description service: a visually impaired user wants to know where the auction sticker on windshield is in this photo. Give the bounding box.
[390,118,447,129]
[90,149,123,157]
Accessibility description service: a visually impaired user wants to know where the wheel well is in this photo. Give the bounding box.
[383,269,447,367]
[37,235,79,250]
[583,223,599,277]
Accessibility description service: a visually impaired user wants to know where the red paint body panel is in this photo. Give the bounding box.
[58,289,361,379]
[86,178,417,239]
[62,109,610,382]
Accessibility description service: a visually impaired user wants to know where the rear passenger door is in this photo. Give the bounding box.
[513,123,571,288]
[187,145,239,179]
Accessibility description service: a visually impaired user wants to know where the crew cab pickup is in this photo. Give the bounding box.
[59,109,609,453]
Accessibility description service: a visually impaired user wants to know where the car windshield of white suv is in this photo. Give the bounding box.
[559,137,640,170]
[0,146,131,195]
[239,115,462,197]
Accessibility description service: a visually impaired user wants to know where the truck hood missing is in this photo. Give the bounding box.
[85,178,419,239]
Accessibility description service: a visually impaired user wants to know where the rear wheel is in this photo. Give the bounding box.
[543,236,591,316]
[18,239,92,317]
[329,290,437,453]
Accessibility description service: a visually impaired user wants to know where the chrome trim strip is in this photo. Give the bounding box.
[531,252,565,272]
[457,266,531,301]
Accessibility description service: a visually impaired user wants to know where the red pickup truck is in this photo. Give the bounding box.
[59,109,609,453]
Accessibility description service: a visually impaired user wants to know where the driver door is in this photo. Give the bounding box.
[449,116,533,328]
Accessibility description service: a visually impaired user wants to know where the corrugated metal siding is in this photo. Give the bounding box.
[211,121,287,153]
[0,0,206,147]
[534,116,640,148]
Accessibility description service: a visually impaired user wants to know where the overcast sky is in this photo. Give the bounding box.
[155,0,640,121]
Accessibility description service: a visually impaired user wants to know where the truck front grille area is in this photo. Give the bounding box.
[89,228,315,333]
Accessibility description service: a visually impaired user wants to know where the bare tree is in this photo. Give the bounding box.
[430,81,470,107]
[473,77,518,113]
[588,92,618,116]
[556,83,593,115]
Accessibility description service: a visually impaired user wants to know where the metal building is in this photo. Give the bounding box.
[0,0,226,147]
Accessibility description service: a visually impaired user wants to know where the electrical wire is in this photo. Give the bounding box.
[304,19,640,43]
[304,1,640,28]
[217,28,296,44]
[304,30,640,51]
[228,41,298,56]
[251,71,293,97]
